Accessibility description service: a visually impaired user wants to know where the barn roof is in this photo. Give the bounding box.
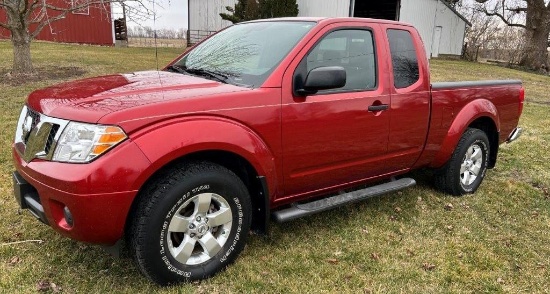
[437,0,472,26]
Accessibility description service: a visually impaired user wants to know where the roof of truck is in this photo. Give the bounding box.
[243,17,415,27]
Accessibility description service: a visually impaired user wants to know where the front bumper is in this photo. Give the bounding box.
[13,171,48,225]
[12,140,151,245]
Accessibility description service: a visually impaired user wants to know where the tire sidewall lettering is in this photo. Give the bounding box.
[220,197,243,263]
[461,138,489,192]
[158,183,244,277]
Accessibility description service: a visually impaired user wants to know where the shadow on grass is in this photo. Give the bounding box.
[1,66,86,86]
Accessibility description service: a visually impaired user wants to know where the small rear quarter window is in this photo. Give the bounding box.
[387,29,419,89]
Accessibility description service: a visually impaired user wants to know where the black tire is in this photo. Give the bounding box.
[128,161,252,285]
[434,128,490,196]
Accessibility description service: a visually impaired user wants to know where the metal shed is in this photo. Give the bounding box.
[187,0,470,58]
[297,0,471,58]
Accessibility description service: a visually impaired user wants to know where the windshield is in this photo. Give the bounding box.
[170,21,315,88]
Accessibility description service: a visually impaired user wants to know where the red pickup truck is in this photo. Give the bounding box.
[12,17,523,284]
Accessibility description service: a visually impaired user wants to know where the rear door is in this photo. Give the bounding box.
[280,23,392,197]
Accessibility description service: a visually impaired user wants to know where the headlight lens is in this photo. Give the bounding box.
[52,122,127,163]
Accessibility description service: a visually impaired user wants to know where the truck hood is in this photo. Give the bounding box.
[27,71,248,123]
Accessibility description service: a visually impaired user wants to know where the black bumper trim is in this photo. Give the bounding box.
[13,171,49,225]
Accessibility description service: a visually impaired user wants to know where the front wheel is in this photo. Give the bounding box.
[128,162,252,285]
[435,128,490,196]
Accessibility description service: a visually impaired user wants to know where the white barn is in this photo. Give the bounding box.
[187,0,471,58]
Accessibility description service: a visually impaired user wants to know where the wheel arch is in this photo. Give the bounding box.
[468,117,499,168]
[125,117,277,238]
[431,99,500,168]
[126,149,271,240]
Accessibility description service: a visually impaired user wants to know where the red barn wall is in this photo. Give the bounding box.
[0,1,113,46]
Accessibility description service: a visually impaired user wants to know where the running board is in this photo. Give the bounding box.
[273,178,416,222]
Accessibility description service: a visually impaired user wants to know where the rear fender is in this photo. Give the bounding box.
[130,116,277,200]
[431,99,500,168]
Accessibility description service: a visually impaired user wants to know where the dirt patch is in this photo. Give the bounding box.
[1,66,86,86]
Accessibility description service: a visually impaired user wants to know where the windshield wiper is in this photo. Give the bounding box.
[166,65,187,74]
[183,67,230,84]
[166,65,230,84]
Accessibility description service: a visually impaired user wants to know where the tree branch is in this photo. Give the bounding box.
[0,21,13,31]
[30,10,70,38]
[484,10,527,28]
[477,1,528,29]
[0,1,18,14]
[24,0,41,19]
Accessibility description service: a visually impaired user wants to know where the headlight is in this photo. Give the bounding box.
[52,122,127,163]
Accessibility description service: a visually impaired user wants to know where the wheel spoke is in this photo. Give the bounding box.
[471,147,482,161]
[199,232,222,257]
[462,171,470,185]
[470,164,481,176]
[195,193,212,214]
[168,215,190,233]
[174,236,196,264]
[207,207,232,227]
[466,146,474,159]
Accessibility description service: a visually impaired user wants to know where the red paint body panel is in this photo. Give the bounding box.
[11,18,523,245]
[12,140,150,244]
[0,2,112,45]
[415,84,522,168]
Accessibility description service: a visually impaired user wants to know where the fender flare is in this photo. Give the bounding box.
[431,99,500,168]
[130,116,277,203]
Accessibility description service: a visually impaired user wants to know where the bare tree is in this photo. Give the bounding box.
[475,0,550,70]
[462,4,502,61]
[0,0,153,76]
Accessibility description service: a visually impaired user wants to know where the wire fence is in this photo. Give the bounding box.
[128,37,187,49]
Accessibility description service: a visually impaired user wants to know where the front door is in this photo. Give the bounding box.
[281,25,391,197]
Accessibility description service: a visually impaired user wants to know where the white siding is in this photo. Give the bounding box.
[400,0,466,57]
[296,0,349,17]
[433,0,466,56]
[188,0,237,33]
[400,0,438,58]
[187,0,467,56]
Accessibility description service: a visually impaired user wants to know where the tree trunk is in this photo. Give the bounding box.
[12,40,35,75]
[7,9,35,75]
[519,1,550,70]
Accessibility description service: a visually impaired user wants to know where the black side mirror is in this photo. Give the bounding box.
[296,66,346,96]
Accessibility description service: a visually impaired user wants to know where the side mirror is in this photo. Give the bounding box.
[296,66,346,96]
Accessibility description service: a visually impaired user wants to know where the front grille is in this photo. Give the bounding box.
[25,108,41,144]
[15,106,69,162]
[44,124,60,154]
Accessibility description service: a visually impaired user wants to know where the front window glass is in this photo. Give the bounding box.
[171,21,315,88]
[305,29,377,92]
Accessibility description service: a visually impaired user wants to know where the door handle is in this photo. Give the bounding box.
[368,104,389,112]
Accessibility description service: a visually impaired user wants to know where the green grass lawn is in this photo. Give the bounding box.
[0,40,549,293]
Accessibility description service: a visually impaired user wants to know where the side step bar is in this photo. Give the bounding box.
[273,178,416,222]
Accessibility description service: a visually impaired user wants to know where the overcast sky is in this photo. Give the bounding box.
[112,0,189,30]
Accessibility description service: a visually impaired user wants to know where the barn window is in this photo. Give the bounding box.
[72,0,90,15]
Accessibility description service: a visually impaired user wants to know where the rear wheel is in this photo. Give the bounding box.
[435,128,490,196]
[128,162,252,285]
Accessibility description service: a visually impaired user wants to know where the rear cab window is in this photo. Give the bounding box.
[387,29,420,89]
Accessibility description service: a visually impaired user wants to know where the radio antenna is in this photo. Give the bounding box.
[153,0,159,71]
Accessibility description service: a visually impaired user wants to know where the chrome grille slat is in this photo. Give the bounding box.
[14,106,70,162]
[44,124,60,154]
